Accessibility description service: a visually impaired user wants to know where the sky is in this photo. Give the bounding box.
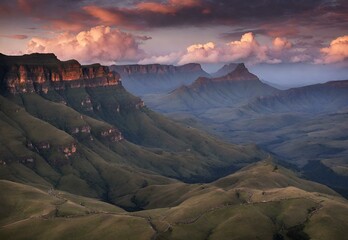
[0,0,347,86]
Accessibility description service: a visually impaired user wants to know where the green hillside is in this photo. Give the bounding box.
[1,161,347,240]
[0,83,266,210]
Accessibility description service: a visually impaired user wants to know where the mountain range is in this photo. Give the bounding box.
[0,53,347,239]
[143,63,348,198]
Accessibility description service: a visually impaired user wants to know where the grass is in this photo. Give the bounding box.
[1,160,348,240]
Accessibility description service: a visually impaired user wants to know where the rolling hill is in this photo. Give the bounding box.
[1,160,348,240]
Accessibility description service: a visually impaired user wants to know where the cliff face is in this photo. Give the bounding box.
[111,63,204,76]
[0,53,120,94]
[109,63,210,96]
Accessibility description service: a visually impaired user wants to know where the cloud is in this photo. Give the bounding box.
[141,32,290,65]
[139,52,182,65]
[83,6,126,26]
[50,20,86,32]
[136,2,176,14]
[179,42,220,64]
[224,32,271,63]
[26,26,146,64]
[315,35,348,64]
[273,37,292,50]
[136,0,201,14]
[0,34,28,39]
[290,54,311,63]
[1,0,347,52]
[140,32,317,65]
[177,32,278,65]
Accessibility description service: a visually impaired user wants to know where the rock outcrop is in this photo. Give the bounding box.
[100,128,123,142]
[109,63,210,95]
[0,53,120,94]
[111,63,205,76]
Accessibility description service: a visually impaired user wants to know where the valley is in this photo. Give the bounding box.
[123,63,348,197]
[0,53,347,239]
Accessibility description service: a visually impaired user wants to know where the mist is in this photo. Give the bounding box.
[250,63,348,89]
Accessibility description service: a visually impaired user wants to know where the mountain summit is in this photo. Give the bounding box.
[211,63,239,78]
[219,63,259,81]
[192,63,260,87]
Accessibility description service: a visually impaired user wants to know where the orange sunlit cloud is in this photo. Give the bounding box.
[136,2,176,14]
[50,20,86,32]
[83,6,125,25]
[141,32,296,65]
[0,34,28,39]
[136,0,201,14]
[273,37,292,51]
[316,35,348,64]
[26,26,146,64]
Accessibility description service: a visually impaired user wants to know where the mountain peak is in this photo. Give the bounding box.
[211,63,240,78]
[219,63,259,81]
[188,64,260,90]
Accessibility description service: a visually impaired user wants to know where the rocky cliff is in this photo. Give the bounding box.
[109,63,210,96]
[0,53,120,94]
[111,63,205,76]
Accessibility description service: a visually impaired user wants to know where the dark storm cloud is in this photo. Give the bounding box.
[79,0,347,30]
[2,0,347,32]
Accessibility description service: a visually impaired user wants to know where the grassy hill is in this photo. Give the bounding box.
[0,82,266,210]
[1,161,347,240]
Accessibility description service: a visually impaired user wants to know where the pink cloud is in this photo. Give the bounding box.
[26,25,146,64]
[169,0,201,7]
[136,0,201,14]
[140,32,312,65]
[83,6,125,25]
[177,32,278,65]
[224,32,271,63]
[0,34,28,39]
[136,2,176,14]
[50,20,85,32]
[139,52,182,65]
[179,42,220,64]
[316,35,348,64]
[273,37,292,50]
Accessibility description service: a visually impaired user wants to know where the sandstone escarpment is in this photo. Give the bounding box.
[0,53,121,94]
[111,63,204,76]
